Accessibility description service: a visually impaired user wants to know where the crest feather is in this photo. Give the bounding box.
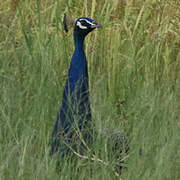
[63,14,76,32]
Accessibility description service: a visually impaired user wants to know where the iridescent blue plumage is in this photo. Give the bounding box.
[50,17,101,156]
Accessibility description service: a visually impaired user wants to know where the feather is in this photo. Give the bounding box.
[50,17,101,157]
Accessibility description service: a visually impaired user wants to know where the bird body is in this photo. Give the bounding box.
[50,17,101,156]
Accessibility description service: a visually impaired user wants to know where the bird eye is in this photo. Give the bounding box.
[80,20,87,26]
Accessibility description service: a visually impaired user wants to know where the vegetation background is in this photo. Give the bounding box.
[0,0,180,179]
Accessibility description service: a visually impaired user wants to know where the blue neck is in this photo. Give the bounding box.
[67,32,88,91]
[74,32,85,51]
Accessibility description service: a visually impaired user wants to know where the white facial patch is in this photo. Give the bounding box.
[79,19,95,26]
[77,21,88,29]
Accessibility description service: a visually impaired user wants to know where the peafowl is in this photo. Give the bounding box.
[50,16,129,172]
[50,15,102,157]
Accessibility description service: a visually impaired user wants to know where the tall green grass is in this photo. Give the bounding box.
[0,0,180,179]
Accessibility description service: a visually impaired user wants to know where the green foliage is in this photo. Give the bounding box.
[0,0,180,179]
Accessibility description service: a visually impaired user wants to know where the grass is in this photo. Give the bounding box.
[0,0,180,179]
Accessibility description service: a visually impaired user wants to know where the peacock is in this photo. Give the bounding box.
[50,15,129,171]
[50,15,102,157]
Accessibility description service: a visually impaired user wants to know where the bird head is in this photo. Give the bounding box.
[63,14,102,37]
[74,17,102,36]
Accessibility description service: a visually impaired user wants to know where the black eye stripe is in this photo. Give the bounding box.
[80,20,88,26]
